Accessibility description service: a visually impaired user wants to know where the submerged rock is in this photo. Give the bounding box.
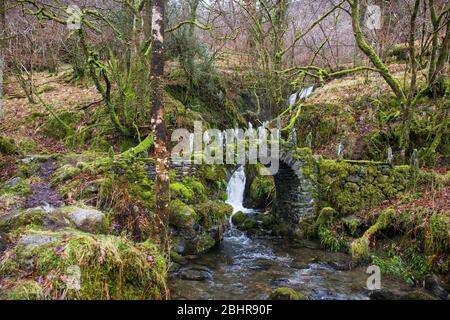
[269,287,309,300]
[176,268,213,282]
[424,274,448,300]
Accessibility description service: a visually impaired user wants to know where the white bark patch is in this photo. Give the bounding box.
[151,6,164,42]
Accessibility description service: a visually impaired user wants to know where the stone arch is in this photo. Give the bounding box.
[272,151,316,226]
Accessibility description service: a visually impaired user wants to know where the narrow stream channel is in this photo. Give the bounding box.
[169,167,429,300]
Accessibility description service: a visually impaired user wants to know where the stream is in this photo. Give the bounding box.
[169,167,431,300]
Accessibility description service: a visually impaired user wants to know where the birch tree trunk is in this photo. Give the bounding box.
[150,0,170,250]
[0,0,6,116]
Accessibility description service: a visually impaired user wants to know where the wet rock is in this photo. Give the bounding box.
[269,287,309,300]
[402,290,437,300]
[369,289,397,300]
[424,274,448,300]
[327,260,351,271]
[69,208,105,233]
[19,235,57,247]
[176,268,213,281]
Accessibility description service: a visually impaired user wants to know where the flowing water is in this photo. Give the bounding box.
[169,167,430,300]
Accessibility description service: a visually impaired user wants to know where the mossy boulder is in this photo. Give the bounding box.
[194,200,232,228]
[0,228,168,300]
[169,199,196,229]
[231,211,258,231]
[316,207,337,226]
[269,288,309,300]
[231,211,246,225]
[0,207,47,233]
[46,206,108,234]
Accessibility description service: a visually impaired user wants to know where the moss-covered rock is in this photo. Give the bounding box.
[194,200,232,228]
[350,236,370,262]
[316,207,337,226]
[170,182,195,202]
[169,199,196,229]
[269,287,309,300]
[0,228,167,300]
[0,208,47,233]
[4,280,46,300]
[48,207,108,234]
[231,211,246,226]
[231,211,259,231]
[0,178,31,197]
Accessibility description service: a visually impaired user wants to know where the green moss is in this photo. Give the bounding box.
[350,236,370,262]
[0,136,19,155]
[350,209,395,262]
[41,111,83,140]
[1,228,168,300]
[318,160,409,215]
[342,217,361,237]
[424,213,449,255]
[248,175,275,209]
[269,288,309,300]
[0,208,46,233]
[169,199,196,229]
[231,211,246,225]
[195,233,216,254]
[51,165,82,186]
[194,200,232,228]
[5,280,45,300]
[316,207,336,226]
[242,218,257,231]
[170,182,194,202]
[0,179,31,197]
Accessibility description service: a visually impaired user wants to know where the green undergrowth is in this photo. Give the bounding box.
[0,228,168,300]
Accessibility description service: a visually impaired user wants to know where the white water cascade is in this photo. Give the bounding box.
[226,166,247,215]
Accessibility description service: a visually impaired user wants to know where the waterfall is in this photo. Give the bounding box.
[226,166,246,214]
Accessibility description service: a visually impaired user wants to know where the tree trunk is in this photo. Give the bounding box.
[402,0,421,156]
[0,0,6,116]
[150,0,170,250]
[350,0,406,104]
[427,0,450,97]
